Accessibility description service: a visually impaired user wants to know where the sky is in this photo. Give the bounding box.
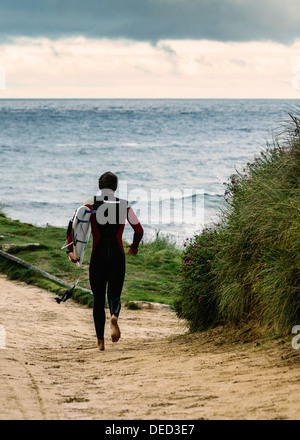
[0,0,300,98]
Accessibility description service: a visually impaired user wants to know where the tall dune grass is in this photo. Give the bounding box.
[175,112,300,336]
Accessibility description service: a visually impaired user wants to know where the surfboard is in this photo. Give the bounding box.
[72,205,91,266]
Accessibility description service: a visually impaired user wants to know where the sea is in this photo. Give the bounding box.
[0,99,298,245]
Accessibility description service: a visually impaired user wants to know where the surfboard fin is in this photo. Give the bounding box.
[54,254,81,305]
[54,286,75,304]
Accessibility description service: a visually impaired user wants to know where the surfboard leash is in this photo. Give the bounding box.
[55,212,90,304]
[54,264,81,304]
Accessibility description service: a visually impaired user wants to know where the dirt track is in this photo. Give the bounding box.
[0,273,299,420]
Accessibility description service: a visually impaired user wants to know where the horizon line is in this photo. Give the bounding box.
[1,97,300,100]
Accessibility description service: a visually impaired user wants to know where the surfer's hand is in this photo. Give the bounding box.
[127,245,138,256]
[68,252,80,263]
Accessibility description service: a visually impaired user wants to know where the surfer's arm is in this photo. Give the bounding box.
[66,218,74,254]
[66,219,80,263]
[127,206,144,254]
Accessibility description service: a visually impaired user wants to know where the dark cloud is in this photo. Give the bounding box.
[0,0,299,44]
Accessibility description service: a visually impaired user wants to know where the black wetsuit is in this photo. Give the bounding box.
[68,189,143,340]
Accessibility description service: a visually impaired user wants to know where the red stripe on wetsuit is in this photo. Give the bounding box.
[66,204,143,255]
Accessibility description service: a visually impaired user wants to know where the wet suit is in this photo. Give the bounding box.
[67,189,143,340]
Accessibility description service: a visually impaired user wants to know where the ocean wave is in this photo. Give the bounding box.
[0,98,286,240]
[128,191,222,206]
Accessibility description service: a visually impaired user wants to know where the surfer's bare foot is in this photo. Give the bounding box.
[110,315,121,343]
[97,339,105,351]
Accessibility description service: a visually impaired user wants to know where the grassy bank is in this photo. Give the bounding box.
[0,213,181,307]
[174,112,300,336]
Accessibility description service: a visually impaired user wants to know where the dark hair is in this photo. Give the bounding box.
[98,171,118,191]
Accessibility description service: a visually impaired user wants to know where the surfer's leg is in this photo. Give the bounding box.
[89,254,107,347]
[107,256,125,317]
[93,292,106,341]
[107,254,125,342]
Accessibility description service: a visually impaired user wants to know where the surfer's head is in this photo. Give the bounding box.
[98,171,118,191]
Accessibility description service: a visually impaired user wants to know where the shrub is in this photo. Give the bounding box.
[174,228,221,331]
[175,112,300,335]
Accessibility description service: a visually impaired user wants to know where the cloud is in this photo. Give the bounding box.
[0,0,300,44]
[1,36,300,99]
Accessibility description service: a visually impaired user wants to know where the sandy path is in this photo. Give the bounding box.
[0,273,299,420]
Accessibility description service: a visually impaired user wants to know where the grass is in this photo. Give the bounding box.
[124,235,181,305]
[0,212,181,307]
[174,112,300,336]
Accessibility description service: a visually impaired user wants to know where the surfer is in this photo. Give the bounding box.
[67,171,143,351]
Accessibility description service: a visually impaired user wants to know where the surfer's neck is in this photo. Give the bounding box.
[100,188,115,195]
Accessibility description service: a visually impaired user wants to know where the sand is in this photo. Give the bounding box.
[0,273,299,420]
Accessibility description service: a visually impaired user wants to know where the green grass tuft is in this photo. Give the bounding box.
[0,214,180,308]
[175,112,300,336]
